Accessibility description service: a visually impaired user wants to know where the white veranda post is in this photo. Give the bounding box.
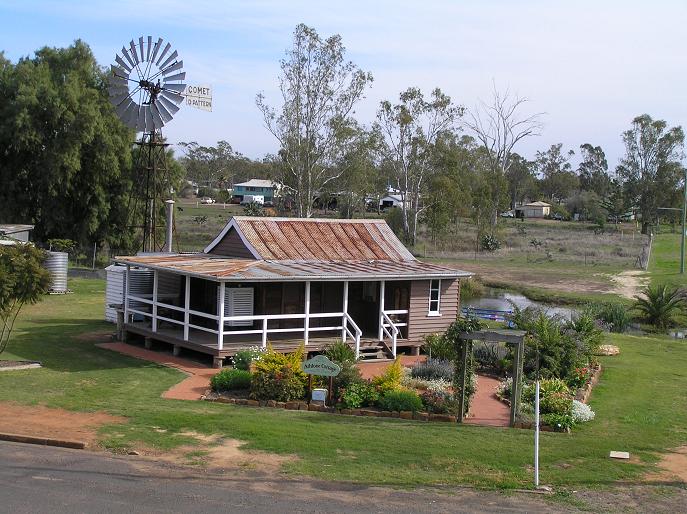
[341,281,349,341]
[124,264,130,323]
[378,280,385,341]
[217,282,226,350]
[183,275,190,341]
[304,281,311,345]
[152,270,158,332]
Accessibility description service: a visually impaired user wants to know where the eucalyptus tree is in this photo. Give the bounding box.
[617,114,685,233]
[376,87,463,244]
[535,143,578,203]
[256,24,373,217]
[465,85,543,229]
[578,144,612,198]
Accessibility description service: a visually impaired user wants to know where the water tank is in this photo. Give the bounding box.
[105,264,125,323]
[45,251,68,293]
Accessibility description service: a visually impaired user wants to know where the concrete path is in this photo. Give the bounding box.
[97,343,219,400]
[465,375,510,427]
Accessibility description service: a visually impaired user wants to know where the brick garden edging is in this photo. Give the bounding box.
[202,394,457,423]
[574,364,602,404]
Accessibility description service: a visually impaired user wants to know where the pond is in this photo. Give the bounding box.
[462,288,577,320]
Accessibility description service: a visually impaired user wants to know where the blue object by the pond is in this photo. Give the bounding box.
[461,307,516,328]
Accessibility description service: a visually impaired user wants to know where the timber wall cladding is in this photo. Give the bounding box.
[407,279,460,342]
[208,228,255,258]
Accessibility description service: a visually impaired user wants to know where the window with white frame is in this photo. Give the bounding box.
[428,279,441,315]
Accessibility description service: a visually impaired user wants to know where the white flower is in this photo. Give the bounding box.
[572,399,595,423]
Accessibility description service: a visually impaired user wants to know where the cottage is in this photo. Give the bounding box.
[231,179,278,205]
[113,217,471,367]
[514,201,551,218]
[0,224,34,243]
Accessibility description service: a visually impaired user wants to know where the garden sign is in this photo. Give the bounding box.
[301,355,340,406]
[301,355,341,377]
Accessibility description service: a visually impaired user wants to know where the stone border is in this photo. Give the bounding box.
[0,432,86,449]
[203,395,457,423]
[0,361,42,372]
[574,364,602,404]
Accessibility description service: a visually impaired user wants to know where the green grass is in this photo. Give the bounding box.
[649,233,686,289]
[1,278,686,489]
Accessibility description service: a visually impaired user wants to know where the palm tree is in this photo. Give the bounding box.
[634,284,686,331]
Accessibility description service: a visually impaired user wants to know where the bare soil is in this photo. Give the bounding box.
[610,270,649,300]
[0,401,126,446]
[132,430,295,474]
[645,445,687,484]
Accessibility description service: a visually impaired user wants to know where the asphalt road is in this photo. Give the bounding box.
[0,441,564,513]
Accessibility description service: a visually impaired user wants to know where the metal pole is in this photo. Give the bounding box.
[534,380,540,488]
[681,167,686,274]
[164,200,175,253]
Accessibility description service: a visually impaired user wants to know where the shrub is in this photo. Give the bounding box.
[250,345,307,402]
[595,302,631,333]
[339,381,379,409]
[566,366,593,391]
[522,378,570,404]
[460,277,484,301]
[324,341,361,398]
[232,347,265,371]
[421,333,456,360]
[421,390,459,414]
[211,369,252,391]
[541,413,575,431]
[379,390,423,412]
[634,284,685,330]
[572,400,595,423]
[480,234,501,252]
[473,343,502,370]
[372,358,403,394]
[410,358,454,382]
[540,391,573,416]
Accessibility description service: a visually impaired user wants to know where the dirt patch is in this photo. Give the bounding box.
[132,430,294,474]
[611,270,649,299]
[0,401,126,447]
[75,330,115,344]
[646,446,687,484]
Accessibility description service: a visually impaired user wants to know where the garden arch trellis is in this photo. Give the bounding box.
[457,329,526,427]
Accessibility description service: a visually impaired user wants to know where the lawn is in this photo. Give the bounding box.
[649,232,686,289]
[1,278,686,489]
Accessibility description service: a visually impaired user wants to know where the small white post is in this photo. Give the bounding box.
[341,281,349,341]
[392,330,397,358]
[152,270,158,332]
[534,380,540,488]
[261,318,268,348]
[183,275,190,341]
[378,280,386,341]
[304,281,311,345]
[217,282,225,350]
[355,333,360,360]
[124,264,130,323]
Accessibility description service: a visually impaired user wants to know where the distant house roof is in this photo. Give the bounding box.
[234,179,276,188]
[520,201,551,208]
[205,217,417,262]
[0,224,34,235]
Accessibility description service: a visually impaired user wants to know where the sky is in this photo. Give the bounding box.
[1,0,686,167]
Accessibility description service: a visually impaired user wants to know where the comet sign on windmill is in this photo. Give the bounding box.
[183,85,213,112]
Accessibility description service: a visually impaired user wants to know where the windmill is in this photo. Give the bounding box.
[108,36,187,252]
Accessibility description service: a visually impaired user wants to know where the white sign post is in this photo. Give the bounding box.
[183,85,212,112]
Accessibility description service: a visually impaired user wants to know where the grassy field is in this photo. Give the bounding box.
[0,278,686,491]
[649,232,686,289]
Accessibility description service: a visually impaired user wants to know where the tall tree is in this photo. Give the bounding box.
[376,87,462,244]
[578,143,611,198]
[178,140,237,189]
[465,85,543,229]
[535,143,578,203]
[0,41,133,248]
[505,153,537,208]
[617,114,685,233]
[256,24,373,217]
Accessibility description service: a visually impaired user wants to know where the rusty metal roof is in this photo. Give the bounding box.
[204,217,416,262]
[114,254,472,282]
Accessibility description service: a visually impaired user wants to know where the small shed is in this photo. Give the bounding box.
[379,194,405,209]
[0,224,34,242]
[515,202,551,219]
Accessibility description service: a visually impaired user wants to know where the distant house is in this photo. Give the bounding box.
[113,217,471,367]
[0,224,34,243]
[232,179,278,205]
[379,194,405,210]
[515,201,551,219]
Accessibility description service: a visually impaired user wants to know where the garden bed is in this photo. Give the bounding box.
[203,391,458,423]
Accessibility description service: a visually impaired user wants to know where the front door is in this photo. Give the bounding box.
[346,282,379,337]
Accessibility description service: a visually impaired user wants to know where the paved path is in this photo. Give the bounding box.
[0,440,565,513]
[357,355,425,380]
[465,375,510,427]
[97,343,219,400]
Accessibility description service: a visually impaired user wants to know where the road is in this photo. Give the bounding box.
[0,441,565,513]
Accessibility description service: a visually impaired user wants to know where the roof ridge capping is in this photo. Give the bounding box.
[231,216,385,223]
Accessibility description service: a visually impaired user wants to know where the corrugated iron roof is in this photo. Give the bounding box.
[206,217,416,262]
[114,254,471,282]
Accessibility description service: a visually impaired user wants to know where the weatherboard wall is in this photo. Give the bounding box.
[407,279,460,343]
